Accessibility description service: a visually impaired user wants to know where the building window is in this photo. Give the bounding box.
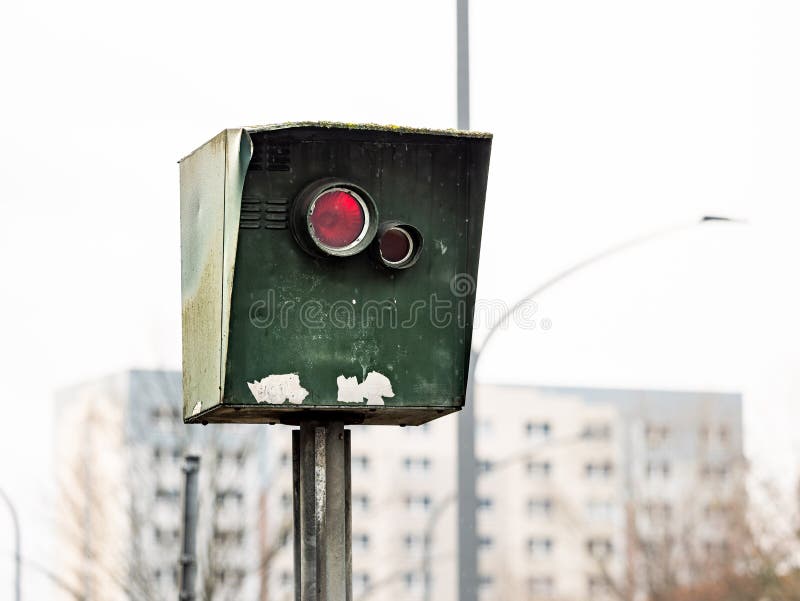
[279,570,292,588]
[586,538,613,558]
[528,575,554,596]
[703,540,729,556]
[644,501,672,523]
[153,446,181,463]
[585,462,613,480]
[354,572,371,594]
[354,494,371,511]
[279,451,290,467]
[477,497,494,511]
[151,406,180,428]
[478,574,494,592]
[588,575,608,596]
[645,424,670,447]
[403,456,432,472]
[405,494,432,512]
[478,535,493,550]
[719,424,730,445]
[527,498,553,517]
[526,461,552,478]
[645,460,670,480]
[353,533,370,550]
[215,568,245,586]
[280,491,292,509]
[215,488,244,507]
[213,528,245,546]
[403,532,431,550]
[700,463,728,479]
[216,448,246,467]
[585,500,614,522]
[353,455,370,470]
[704,502,728,520]
[154,527,180,545]
[527,537,554,557]
[403,572,419,590]
[582,423,612,440]
[155,488,180,503]
[526,421,552,440]
[477,459,494,473]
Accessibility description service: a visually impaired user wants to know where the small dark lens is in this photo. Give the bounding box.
[379,227,413,264]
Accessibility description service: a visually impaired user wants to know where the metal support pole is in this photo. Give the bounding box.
[0,488,21,601]
[457,0,477,596]
[178,455,200,601]
[293,422,351,601]
[458,350,479,601]
[457,0,470,130]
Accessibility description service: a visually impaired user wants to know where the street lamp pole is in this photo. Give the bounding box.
[456,2,477,598]
[0,488,21,601]
[457,216,741,598]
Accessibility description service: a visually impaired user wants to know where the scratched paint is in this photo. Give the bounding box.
[248,374,309,405]
[336,371,395,405]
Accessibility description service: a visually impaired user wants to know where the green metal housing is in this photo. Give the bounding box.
[180,123,492,425]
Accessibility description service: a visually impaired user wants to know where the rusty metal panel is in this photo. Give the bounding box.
[179,129,251,418]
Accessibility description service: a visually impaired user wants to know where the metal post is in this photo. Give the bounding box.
[179,455,200,601]
[457,0,477,596]
[457,0,470,130]
[0,488,21,601]
[293,422,351,601]
[458,350,479,601]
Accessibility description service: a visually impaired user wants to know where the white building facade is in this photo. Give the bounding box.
[263,384,743,601]
[54,373,743,601]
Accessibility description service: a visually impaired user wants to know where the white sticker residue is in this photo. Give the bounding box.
[191,401,202,416]
[336,371,395,406]
[248,373,309,405]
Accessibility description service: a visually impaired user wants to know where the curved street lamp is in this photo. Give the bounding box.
[457,215,743,600]
[0,487,21,601]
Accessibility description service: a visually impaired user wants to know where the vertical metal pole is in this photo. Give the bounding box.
[458,350,479,601]
[0,488,21,601]
[179,455,200,601]
[457,0,470,131]
[458,0,477,597]
[293,422,351,601]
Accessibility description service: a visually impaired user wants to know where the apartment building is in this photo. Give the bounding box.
[54,372,742,601]
[263,384,743,601]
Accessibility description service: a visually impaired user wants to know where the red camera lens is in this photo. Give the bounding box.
[308,189,367,250]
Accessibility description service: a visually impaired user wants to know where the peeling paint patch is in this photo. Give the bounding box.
[248,373,309,405]
[435,239,448,255]
[191,401,202,416]
[336,371,395,405]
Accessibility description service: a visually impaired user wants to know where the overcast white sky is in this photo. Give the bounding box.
[1,0,799,596]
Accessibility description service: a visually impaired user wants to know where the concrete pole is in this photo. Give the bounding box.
[293,422,351,601]
[0,488,21,601]
[178,455,200,601]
